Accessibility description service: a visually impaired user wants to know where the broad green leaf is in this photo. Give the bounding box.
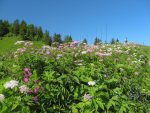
[107,100,115,110]
[72,106,78,113]
[96,100,104,110]
[11,102,19,111]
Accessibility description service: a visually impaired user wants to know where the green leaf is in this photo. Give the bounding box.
[111,96,119,101]
[45,84,50,91]
[1,105,7,113]
[77,102,85,109]
[92,99,98,111]
[119,105,127,113]
[71,76,80,84]
[96,100,104,110]
[11,102,19,111]
[107,100,115,110]
[72,106,78,113]
[107,78,118,84]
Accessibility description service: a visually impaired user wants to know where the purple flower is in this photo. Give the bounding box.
[32,96,38,102]
[24,68,29,72]
[23,77,29,83]
[28,89,33,94]
[24,68,32,77]
[27,72,32,77]
[34,86,40,94]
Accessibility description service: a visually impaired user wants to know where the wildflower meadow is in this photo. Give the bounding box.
[0,40,150,113]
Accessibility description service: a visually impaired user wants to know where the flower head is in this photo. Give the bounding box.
[4,80,19,89]
[24,68,30,72]
[24,72,32,77]
[88,81,96,86]
[23,77,29,83]
[24,68,32,77]
[28,89,33,94]
[34,86,40,94]
[32,96,38,102]
[19,85,29,93]
[17,47,26,53]
[84,93,93,101]
[24,41,33,46]
[81,51,87,54]
[14,41,25,45]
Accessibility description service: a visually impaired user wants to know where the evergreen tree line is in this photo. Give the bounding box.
[0,19,121,45]
[0,19,73,45]
[92,37,120,45]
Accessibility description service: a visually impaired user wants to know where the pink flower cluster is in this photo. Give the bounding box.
[23,68,32,83]
[23,68,40,102]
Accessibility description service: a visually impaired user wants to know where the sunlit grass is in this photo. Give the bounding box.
[0,36,44,55]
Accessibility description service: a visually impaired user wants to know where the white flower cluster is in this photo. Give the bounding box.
[16,47,26,53]
[14,41,25,45]
[0,94,5,102]
[95,52,112,57]
[88,81,96,86]
[81,51,87,54]
[14,47,27,57]
[14,41,33,47]
[38,45,51,55]
[4,80,19,89]
[56,54,63,59]
[24,41,33,46]
[19,85,29,93]
[84,93,93,101]
[42,45,51,50]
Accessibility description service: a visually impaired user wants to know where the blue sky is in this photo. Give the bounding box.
[0,0,150,45]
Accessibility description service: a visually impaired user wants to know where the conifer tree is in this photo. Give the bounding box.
[43,30,52,45]
[116,38,119,43]
[26,24,35,40]
[0,20,3,37]
[64,35,72,43]
[0,20,9,37]
[53,33,62,43]
[33,26,38,40]
[13,19,20,35]
[37,26,43,40]
[20,20,27,40]
[82,38,88,44]
[124,37,128,43]
[110,38,115,44]
[94,37,102,45]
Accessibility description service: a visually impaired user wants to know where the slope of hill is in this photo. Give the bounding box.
[0,36,21,54]
[141,46,150,59]
[0,36,44,55]
[0,36,150,112]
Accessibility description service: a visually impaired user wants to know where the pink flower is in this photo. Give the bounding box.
[24,72,32,77]
[23,77,29,83]
[24,68,29,72]
[32,96,38,102]
[34,86,40,94]
[28,89,33,94]
[24,68,32,77]
[27,72,32,77]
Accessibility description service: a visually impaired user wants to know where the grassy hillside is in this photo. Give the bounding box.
[140,46,150,58]
[0,36,44,55]
[140,45,150,95]
[0,36,21,54]
[0,36,150,112]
